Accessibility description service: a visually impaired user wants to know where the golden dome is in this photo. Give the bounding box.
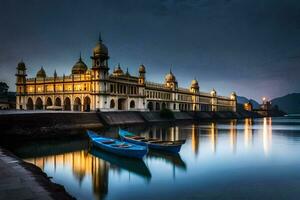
[139,64,146,73]
[93,33,108,56]
[72,55,88,74]
[165,70,176,83]
[113,64,124,75]
[36,67,46,78]
[191,79,199,89]
[17,61,26,70]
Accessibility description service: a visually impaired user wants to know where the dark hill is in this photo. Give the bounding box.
[237,96,260,109]
[271,93,300,114]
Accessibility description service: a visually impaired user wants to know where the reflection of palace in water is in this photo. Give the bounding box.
[262,117,272,155]
[25,151,109,200]
[154,118,270,155]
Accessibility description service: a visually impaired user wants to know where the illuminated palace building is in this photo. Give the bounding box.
[16,35,237,112]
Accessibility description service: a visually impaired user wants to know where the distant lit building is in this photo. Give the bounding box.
[16,34,237,112]
[244,102,253,111]
[261,98,272,111]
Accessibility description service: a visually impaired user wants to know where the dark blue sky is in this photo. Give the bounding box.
[1,0,300,101]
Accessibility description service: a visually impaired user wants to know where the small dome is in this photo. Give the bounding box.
[139,64,146,73]
[165,70,176,83]
[17,61,26,70]
[72,56,88,74]
[93,34,108,56]
[36,67,46,78]
[191,79,199,89]
[211,88,217,96]
[113,64,124,75]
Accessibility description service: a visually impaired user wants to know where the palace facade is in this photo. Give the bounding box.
[16,35,237,112]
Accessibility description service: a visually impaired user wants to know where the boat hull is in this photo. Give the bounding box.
[87,130,147,159]
[91,140,147,159]
[119,130,183,153]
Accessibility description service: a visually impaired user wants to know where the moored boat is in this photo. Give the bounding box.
[119,129,185,153]
[87,130,147,159]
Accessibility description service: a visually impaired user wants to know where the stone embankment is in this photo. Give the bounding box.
[0,110,280,138]
[1,111,103,139]
[0,147,75,200]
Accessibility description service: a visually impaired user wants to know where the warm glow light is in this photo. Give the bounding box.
[210,122,217,153]
[244,118,253,149]
[229,120,237,153]
[262,117,272,156]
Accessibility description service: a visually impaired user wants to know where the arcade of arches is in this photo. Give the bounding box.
[25,96,92,112]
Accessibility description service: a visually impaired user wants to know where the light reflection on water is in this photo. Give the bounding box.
[14,117,300,200]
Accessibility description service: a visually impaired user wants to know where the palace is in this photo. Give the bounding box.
[15,35,237,112]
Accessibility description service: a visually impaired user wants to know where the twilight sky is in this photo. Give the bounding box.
[1,0,300,101]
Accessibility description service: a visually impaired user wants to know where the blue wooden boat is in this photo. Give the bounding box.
[119,129,186,153]
[87,130,147,159]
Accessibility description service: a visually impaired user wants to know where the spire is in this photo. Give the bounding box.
[169,65,173,74]
[98,32,102,43]
[118,63,121,69]
[126,67,130,76]
[79,51,82,61]
[54,69,57,78]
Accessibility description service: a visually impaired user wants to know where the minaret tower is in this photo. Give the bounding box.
[138,64,146,85]
[91,33,109,80]
[91,33,110,110]
[15,60,27,109]
[190,78,200,111]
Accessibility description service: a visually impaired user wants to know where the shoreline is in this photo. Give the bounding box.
[0,111,286,199]
[0,147,75,200]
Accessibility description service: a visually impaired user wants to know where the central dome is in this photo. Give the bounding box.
[165,70,176,83]
[191,79,199,89]
[93,34,108,56]
[72,56,88,74]
[36,67,46,78]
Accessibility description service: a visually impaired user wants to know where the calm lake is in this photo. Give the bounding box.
[12,116,300,200]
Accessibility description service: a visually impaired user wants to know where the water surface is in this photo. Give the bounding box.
[13,117,300,200]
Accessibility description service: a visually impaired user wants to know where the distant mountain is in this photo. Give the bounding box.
[271,93,300,114]
[237,96,260,109]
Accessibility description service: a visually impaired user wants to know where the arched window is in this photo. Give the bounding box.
[110,99,115,108]
[156,102,160,111]
[84,96,91,112]
[130,100,135,109]
[27,98,34,110]
[147,102,153,111]
[46,97,52,107]
[35,97,43,110]
[74,97,81,111]
[55,97,61,106]
[64,97,71,111]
